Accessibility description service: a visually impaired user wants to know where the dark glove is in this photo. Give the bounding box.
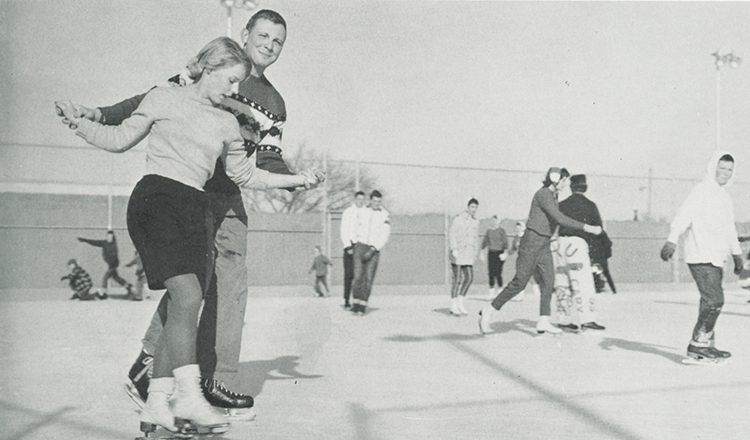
[363,246,376,262]
[733,254,743,275]
[660,241,676,262]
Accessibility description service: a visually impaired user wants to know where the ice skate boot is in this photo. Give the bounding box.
[125,350,153,409]
[457,296,469,315]
[172,365,231,435]
[478,306,494,335]
[203,379,256,421]
[581,322,606,331]
[485,287,497,301]
[683,344,726,365]
[449,298,461,316]
[137,378,195,439]
[557,323,580,332]
[708,347,732,358]
[536,316,562,335]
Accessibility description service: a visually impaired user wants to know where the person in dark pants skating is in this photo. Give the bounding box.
[661,151,742,362]
[481,215,508,301]
[340,191,367,308]
[350,191,391,314]
[479,167,602,335]
[78,230,133,298]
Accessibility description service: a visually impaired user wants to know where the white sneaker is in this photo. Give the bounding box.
[478,306,494,335]
[536,316,562,335]
[450,297,461,316]
[457,296,469,315]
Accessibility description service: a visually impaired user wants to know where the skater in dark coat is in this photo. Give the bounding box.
[478,167,602,335]
[78,230,133,297]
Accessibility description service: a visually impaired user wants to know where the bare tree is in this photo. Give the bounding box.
[241,144,379,213]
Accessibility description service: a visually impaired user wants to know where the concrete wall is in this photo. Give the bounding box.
[2,193,749,290]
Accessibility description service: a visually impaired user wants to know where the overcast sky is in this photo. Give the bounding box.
[3,0,750,219]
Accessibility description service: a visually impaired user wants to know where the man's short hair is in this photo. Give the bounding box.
[355,191,365,198]
[720,154,734,163]
[246,9,286,31]
[468,198,479,206]
[370,190,382,199]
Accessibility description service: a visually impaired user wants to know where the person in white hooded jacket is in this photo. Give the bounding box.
[661,151,743,362]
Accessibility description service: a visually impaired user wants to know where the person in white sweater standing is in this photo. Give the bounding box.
[350,190,391,314]
[340,191,368,308]
[449,198,479,315]
[55,37,321,436]
[661,151,743,362]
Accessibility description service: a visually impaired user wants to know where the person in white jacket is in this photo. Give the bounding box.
[340,191,368,308]
[661,151,743,362]
[351,191,392,314]
[449,198,479,315]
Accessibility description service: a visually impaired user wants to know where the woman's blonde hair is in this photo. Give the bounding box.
[186,36,252,81]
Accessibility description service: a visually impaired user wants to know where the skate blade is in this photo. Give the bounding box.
[224,408,256,422]
[175,418,231,435]
[536,330,562,336]
[682,356,729,366]
[124,382,146,410]
[137,421,196,439]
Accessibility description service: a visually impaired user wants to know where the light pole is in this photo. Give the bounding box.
[712,51,741,151]
[221,0,258,38]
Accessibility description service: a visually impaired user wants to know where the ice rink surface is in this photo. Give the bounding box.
[2,283,749,440]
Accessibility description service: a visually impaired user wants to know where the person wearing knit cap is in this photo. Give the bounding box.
[449,198,480,315]
[555,174,606,332]
[479,167,602,336]
[661,151,742,363]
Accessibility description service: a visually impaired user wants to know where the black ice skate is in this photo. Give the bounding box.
[708,346,732,358]
[683,344,729,366]
[125,350,153,408]
[203,379,256,421]
[557,323,580,332]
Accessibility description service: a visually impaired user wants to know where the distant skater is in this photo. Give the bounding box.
[78,230,134,298]
[554,174,606,331]
[350,191,391,314]
[481,214,508,302]
[61,259,105,300]
[340,191,367,308]
[309,246,332,297]
[479,167,602,335]
[661,151,742,363]
[449,198,479,316]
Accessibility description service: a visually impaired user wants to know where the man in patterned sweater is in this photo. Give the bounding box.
[63,10,300,420]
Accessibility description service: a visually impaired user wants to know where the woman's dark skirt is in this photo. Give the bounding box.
[127,174,211,291]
